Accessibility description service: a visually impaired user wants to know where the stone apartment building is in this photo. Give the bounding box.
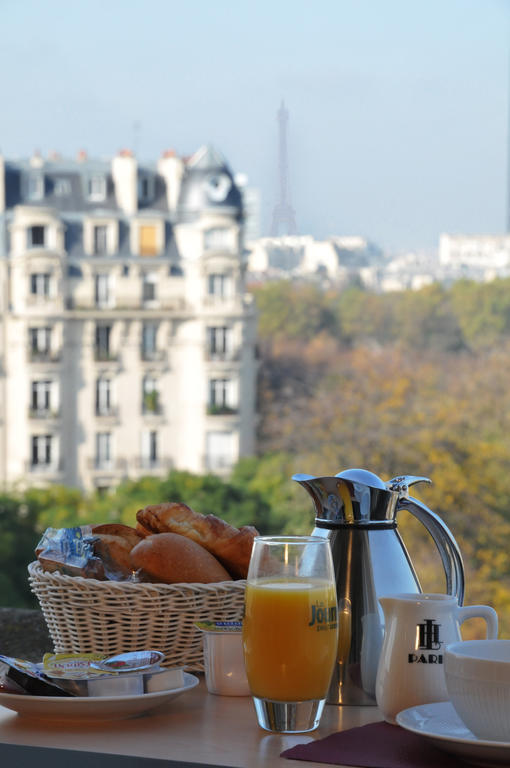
[0,145,257,492]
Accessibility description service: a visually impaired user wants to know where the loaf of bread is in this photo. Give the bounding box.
[130,532,232,584]
[136,502,258,578]
[91,523,142,578]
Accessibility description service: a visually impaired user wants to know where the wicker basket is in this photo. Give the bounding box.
[28,561,246,672]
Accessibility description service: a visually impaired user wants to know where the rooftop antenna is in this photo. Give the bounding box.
[133,120,141,158]
[271,100,297,236]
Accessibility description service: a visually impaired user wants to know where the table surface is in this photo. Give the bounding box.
[0,677,383,768]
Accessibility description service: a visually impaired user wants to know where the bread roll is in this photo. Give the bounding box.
[130,532,232,584]
[136,502,258,579]
[91,524,142,578]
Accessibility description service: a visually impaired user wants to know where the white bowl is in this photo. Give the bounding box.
[445,639,510,742]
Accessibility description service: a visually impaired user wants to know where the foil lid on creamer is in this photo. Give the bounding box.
[195,621,243,633]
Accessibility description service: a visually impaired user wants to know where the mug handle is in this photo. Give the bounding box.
[456,604,498,639]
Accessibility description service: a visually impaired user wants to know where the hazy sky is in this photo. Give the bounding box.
[1,0,509,251]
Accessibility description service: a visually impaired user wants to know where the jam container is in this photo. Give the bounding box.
[196,621,250,697]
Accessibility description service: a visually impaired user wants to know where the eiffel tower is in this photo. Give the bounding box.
[271,100,297,236]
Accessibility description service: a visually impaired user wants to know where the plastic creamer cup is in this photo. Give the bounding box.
[196,621,250,697]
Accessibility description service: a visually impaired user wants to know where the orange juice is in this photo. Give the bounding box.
[242,578,338,701]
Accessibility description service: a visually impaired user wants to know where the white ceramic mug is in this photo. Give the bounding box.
[375,592,498,723]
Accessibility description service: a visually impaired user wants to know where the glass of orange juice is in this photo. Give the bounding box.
[242,535,338,733]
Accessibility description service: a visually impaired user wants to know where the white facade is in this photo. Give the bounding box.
[438,233,510,280]
[0,146,257,492]
[246,235,384,284]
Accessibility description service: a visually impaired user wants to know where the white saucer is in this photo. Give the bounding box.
[396,701,510,767]
[0,672,199,721]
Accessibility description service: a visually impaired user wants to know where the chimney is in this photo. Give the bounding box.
[112,150,138,214]
[157,150,184,213]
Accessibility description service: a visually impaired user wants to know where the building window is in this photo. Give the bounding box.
[139,225,157,256]
[87,175,106,201]
[30,272,51,297]
[204,228,231,251]
[208,273,231,299]
[27,226,46,248]
[94,273,110,307]
[95,432,112,468]
[205,431,235,471]
[93,225,108,255]
[208,378,237,414]
[142,375,159,413]
[95,324,112,361]
[142,273,157,303]
[141,322,158,360]
[54,178,71,197]
[141,430,158,467]
[28,175,44,201]
[29,327,51,359]
[138,176,154,202]
[96,377,112,416]
[207,326,232,358]
[31,434,53,467]
[31,380,52,414]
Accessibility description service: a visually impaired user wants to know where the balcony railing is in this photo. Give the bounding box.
[28,407,61,419]
[206,404,238,416]
[27,459,64,473]
[28,350,61,364]
[134,457,173,471]
[87,457,127,472]
[94,350,119,362]
[141,349,166,363]
[95,406,119,419]
[204,455,235,472]
[205,348,241,362]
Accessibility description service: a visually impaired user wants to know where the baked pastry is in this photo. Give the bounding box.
[130,532,232,584]
[136,502,258,578]
[91,523,142,578]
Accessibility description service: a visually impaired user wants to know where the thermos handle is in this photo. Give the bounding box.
[397,496,465,605]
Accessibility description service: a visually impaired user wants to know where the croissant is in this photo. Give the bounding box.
[136,502,258,579]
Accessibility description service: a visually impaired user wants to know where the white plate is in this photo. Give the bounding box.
[396,701,510,767]
[0,672,199,721]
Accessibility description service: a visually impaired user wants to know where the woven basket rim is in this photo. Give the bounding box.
[27,560,246,592]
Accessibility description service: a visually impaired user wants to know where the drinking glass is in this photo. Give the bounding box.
[242,535,338,733]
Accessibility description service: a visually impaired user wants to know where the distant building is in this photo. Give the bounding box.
[0,146,257,492]
[247,235,384,284]
[234,174,261,243]
[438,233,510,281]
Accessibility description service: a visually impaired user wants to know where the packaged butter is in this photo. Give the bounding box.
[41,651,180,697]
[0,655,73,697]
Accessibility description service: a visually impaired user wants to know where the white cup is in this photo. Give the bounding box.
[445,639,510,741]
[375,593,498,723]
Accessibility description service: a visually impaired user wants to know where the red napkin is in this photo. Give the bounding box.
[280,721,467,767]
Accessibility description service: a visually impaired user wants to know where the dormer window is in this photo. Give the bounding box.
[138,175,155,202]
[54,178,71,196]
[87,175,106,201]
[27,174,44,201]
